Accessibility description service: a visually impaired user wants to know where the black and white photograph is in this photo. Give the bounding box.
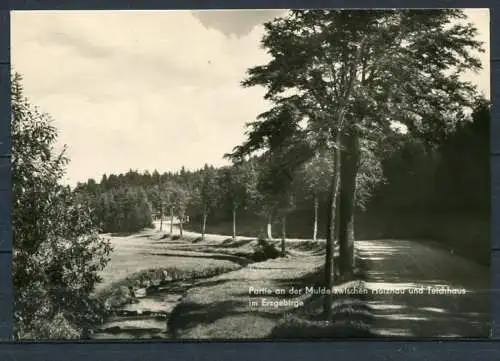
[11,9,490,340]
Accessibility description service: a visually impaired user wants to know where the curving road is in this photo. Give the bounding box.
[357,240,490,338]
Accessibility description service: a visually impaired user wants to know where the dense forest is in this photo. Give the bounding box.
[75,98,490,264]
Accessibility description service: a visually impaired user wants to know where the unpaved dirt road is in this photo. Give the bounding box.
[357,240,490,338]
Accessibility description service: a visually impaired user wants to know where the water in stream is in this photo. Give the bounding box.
[92,280,194,340]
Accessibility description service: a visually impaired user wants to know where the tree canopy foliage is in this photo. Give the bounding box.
[225,9,485,317]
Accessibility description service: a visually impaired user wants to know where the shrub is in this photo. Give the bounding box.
[16,312,81,340]
[247,238,280,261]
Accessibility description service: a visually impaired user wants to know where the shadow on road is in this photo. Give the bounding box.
[357,240,490,338]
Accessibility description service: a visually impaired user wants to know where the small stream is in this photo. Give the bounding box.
[92,280,195,340]
[90,234,272,340]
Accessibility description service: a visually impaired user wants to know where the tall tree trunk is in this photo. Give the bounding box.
[338,132,361,277]
[232,205,237,242]
[159,206,163,232]
[281,215,287,257]
[180,217,183,237]
[169,206,174,235]
[322,36,365,320]
[323,146,341,320]
[202,208,207,241]
[313,195,319,242]
[266,214,273,240]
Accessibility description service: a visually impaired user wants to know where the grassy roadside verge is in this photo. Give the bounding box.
[167,248,375,339]
[268,253,375,338]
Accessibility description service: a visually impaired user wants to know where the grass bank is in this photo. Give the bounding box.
[167,245,373,339]
[268,252,375,339]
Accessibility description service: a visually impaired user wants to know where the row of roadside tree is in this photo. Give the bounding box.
[75,94,489,264]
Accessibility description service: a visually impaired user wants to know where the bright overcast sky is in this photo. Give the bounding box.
[11,9,490,186]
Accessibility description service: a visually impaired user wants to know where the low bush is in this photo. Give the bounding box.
[251,238,280,261]
[16,313,81,340]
